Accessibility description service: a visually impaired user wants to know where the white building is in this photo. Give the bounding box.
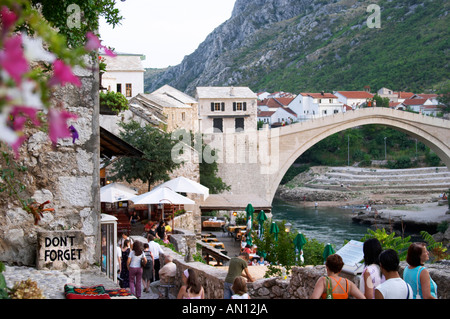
[289,92,343,121]
[257,107,296,126]
[334,91,373,109]
[196,87,257,133]
[257,91,271,100]
[399,96,442,116]
[377,87,398,102]
[101,53,145,100]
[257,97,296,126]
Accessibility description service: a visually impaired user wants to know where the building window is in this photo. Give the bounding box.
[213,118,223,133]
[116,83,122,93]
[211,102,224,112]
[126,83,132,97]
[181,112,186,121]
[235,118,244,132]
[233,102,247,111]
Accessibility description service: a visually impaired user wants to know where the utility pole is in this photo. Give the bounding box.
[348,135,350,166]
[384,137,387,160]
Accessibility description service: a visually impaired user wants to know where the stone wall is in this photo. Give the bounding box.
[0,57,100,268]
[162,245,450,299]
[249,262,450,299]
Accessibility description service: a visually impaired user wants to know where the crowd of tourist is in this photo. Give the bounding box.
[117,224,438,299]
[310,238,438,299]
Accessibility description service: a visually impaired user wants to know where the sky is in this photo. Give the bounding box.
[99,0,236,69]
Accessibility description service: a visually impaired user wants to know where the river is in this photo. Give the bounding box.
[271,198,372,250]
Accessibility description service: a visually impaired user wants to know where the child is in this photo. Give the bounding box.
[163,233,170,244]
[258,256,265,266]
[231,276,250,299]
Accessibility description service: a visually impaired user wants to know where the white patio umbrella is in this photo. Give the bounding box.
[129,187,195,231]
[129,186,195,205]
[100,183,138,203]
[156,176,209,199]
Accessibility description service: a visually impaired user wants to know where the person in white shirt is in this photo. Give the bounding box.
[147,234,164,281]
[375,249,413,299]
[359,238,385,299]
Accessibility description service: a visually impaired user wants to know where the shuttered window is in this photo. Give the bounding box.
[211,102,225,111]
[233,102,247,111]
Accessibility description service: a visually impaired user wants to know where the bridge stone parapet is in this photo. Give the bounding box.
[215,108,450,204]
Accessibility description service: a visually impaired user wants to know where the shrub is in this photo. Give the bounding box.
[361,228,411,260]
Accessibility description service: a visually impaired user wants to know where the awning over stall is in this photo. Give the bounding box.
[100,126,144,158]
[199,194,271,212]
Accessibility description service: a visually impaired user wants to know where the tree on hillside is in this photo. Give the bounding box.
[436,82,450,114]
[194,132,230,194]
[109,120,181,191]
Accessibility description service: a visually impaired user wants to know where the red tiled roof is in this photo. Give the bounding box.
[336,91,373,99]
[301,92,337,99]
[258,97,294,108]
[397,92,415,99]
[258,111,275,117]
[402,98,427,105]
[416,94,438,99]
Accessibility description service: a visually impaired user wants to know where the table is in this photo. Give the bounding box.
[227,225,247,233]
[208,242,225,249]
[202,220,225,229]
[202,238,218,243]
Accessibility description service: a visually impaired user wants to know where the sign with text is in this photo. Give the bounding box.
[37,230,88,270]
[335,240,364,275]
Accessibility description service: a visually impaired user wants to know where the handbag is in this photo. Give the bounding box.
[325,276,333,299]
[141,255,147,268]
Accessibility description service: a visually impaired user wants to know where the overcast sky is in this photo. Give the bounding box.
[99,0,236,69]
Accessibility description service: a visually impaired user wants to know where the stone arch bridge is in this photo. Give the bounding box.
[214,108,450,205]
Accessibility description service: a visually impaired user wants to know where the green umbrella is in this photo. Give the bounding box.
[294,233,307,251]
[294,232,307,263]
[323,243,335,262]
[245,203,254,223]
[256,210,268,239]
[245,204,255,246]
[270,222,280,241]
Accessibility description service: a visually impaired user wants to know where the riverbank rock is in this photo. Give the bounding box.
[277,166,449,206]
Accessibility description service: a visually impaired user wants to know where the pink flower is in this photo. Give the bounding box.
[48,59,81,87]
[10,106,41,131]
[84,32,116,57]
[85,32,102,51]
[103,47,116,58]
[47,109,78,144]
[1,6,17,32]
[0,35,29,84]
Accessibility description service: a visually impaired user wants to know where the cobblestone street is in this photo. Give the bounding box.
[3,264,160,299]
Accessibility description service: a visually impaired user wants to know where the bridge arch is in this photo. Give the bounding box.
[264,108,450,204]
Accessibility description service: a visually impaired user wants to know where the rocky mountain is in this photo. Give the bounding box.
[145,0,449,95]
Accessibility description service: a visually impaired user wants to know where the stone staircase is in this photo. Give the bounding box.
[304,166,450,195]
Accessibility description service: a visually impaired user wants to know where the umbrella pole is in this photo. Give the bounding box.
[172,205,174,233]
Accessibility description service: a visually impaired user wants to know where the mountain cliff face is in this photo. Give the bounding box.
[145,0,449,95]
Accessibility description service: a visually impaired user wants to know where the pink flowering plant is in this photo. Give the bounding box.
[0,0,117,157]
[0,0,120,224]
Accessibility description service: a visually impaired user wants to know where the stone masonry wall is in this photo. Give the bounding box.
[0,57,100,268]
[163,244,450,299]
